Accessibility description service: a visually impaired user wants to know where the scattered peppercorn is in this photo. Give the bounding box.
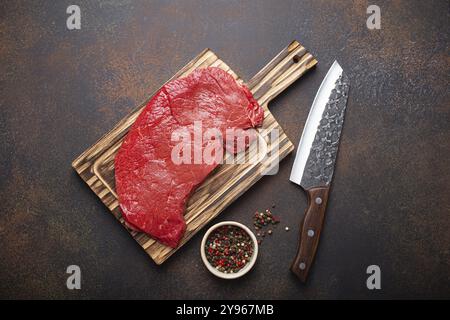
[253,209,280,228]
[252,208,281,244]
[205,225,254,273]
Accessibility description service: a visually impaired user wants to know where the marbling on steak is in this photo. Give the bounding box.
[115,67,264,248]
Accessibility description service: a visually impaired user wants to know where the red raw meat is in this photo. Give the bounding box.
[115,67,264,248]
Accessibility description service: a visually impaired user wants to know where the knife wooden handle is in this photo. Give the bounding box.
[291,186,330,282]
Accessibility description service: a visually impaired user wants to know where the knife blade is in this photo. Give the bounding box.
[289,60,350,282]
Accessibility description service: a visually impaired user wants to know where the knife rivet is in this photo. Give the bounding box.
[315,197,322,205]
[307,229,315,237]
[299,262,306,270]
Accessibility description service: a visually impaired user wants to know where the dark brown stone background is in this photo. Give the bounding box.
[0,0,449,299]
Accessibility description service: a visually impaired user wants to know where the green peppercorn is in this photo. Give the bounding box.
[205,225,254,274]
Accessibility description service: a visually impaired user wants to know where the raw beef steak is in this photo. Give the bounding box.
[115,67,264,248]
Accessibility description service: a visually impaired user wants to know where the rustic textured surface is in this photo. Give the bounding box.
[0,0,449,299]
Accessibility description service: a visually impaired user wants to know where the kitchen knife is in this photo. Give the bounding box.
[289,61,350,282]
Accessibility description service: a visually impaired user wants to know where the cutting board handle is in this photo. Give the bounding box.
[247,40,317,107]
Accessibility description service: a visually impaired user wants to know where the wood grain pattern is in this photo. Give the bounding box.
[72,40,317,264]
[290,186,330,282]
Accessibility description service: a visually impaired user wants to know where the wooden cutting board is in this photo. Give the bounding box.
[72,40,317,264]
